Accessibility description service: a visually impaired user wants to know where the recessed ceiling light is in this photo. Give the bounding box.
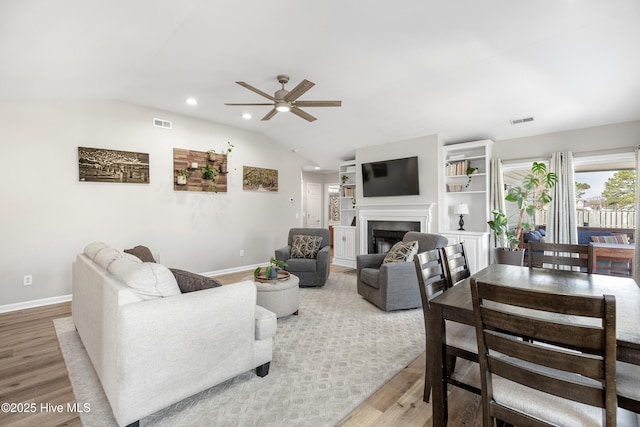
[186,98,198,106]
[242,113,252,120]
[314,166,321,170]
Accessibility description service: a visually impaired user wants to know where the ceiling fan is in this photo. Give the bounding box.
[225,75,341,122]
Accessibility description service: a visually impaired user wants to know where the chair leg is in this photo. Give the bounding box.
[424,359,432,402]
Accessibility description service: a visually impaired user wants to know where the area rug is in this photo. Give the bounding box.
[55,271,426,426]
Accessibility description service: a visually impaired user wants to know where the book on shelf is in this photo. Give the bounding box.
[447,160,470,176]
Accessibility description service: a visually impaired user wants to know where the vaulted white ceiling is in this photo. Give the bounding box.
[2,0,639,171]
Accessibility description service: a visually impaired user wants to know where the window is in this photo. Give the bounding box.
[574,151,636,229]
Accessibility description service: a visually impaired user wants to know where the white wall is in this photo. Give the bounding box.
[493,120,640,161]
[0,100,306,307]
[354,134,442,229]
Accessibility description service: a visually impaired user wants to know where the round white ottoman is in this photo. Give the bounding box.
[254,274,300,318]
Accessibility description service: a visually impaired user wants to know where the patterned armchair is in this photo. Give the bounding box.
[275,228,331,287]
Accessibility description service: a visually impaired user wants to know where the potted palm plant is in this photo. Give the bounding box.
[488,161,558,265]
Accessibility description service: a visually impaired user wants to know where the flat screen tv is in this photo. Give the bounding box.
[361,156,419,197]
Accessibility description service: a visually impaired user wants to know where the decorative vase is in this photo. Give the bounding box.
[493,248,525,266]
[208,152,216,161]
[269,268,278,279]
[177,175,187,185]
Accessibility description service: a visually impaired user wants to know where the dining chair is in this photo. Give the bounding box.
[470,278,633,427]
[441,242,471,287]
[528,241,593,273]
[413,249,479,403]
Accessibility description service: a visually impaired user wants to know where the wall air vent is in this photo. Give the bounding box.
[510,116,534,125]
[153,118,172,129]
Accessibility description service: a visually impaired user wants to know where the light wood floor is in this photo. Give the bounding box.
[0,265,482,427]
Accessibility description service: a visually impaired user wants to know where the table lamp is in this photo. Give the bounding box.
[454,203,469,231]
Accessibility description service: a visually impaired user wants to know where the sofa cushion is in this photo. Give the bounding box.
[524,231,542,243]
[169,268,222,293]
[360,268,380,289]
[591,234,629,244]
[84,241,110,259]
[108,258,181,300]
[290,235,323,259]
[285,258,317,272]
[383,240,419,264]
[94,247,124,270]
[124,245,156,263]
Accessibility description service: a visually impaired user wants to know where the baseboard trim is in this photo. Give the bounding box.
[201,262,266,278]
[0,294,72,314]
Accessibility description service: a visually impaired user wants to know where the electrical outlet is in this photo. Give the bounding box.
[239,249,245,257]
[23,275,33,286]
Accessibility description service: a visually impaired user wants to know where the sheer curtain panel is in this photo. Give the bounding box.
[547,151,578,244]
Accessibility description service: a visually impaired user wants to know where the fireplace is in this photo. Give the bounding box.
[358,204,435,256]
[367,221,421,254]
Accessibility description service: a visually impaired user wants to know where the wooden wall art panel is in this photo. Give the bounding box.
[173,148,227,193]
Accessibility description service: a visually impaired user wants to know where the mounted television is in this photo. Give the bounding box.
[361,156,419,197]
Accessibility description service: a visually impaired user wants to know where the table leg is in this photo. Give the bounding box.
[430,305,447,426]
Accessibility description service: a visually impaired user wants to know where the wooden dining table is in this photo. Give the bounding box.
[429,263,640,427]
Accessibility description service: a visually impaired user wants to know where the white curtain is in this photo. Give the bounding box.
[490,158,505,215]
[547,152,578,244]
[489,159,505,260]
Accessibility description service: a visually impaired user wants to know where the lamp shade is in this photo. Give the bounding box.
[454,203,470,215]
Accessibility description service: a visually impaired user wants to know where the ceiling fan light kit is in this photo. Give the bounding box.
[225,74,341,122]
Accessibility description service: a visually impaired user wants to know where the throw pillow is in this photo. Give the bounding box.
[84,241,110,259]
[169,268,222,293]
[382,240,419,264]
[290,235,323,259]
[93,247,124,270]
[124,245,156,263]
[108,258,181,300]
[591,234,629,244]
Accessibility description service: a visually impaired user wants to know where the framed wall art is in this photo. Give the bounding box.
[78,147,149,183]
[242,166,278,192]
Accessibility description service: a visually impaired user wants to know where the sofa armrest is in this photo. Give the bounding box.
[357,253,386,269]
[378,261,420,292]
[113,281,259,423]
[275,246,291,261]
[255,305,277,340]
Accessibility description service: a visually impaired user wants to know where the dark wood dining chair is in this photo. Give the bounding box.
[441,242,471,287]
[470,278,634,427]
[528,241,593,273]
[413,249,479,403]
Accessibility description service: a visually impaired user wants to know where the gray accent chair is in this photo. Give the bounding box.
[357,232,448,311]
[275,228,331,288]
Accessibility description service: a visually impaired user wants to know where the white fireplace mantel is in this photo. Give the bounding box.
[357,203,435,255]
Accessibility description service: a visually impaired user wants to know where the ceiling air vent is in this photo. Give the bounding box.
[153,118,172,129]
[510,116,534,125]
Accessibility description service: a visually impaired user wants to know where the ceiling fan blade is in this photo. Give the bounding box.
[224,103,274,106]
[294,100,342,108]
[284,79,315,102]
[236,81,275,101]
[261,108,278,121]
[290,107,317,122]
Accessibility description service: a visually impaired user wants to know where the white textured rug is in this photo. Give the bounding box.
[55,271,425,427]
